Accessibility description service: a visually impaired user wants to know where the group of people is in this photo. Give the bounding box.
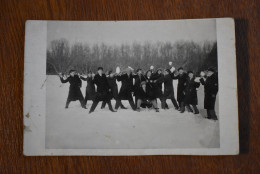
[58,64,218,120]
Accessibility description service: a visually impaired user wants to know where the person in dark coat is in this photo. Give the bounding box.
[136,81,159,112]
[162,69,179,110]
[115,68,136,110]
[59,70,86,109]
[200,68,218,120]
[152,68,169,109]
[89,67,116,113]
[183,71,200,114]
[101,71,127,109]
[172,67,188,112]
[80,71,96,106]
[133,69,146,106]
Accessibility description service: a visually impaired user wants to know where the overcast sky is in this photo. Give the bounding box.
[47,19,216,47]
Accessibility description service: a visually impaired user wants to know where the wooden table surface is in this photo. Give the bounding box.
[0,0,259,173]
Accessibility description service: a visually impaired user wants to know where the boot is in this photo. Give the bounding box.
[80,100,87,109]
[155,108,159,112]
[136,108,141,112]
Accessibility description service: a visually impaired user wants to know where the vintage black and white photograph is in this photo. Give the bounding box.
[23,18,239,155]
[45,19,219,149]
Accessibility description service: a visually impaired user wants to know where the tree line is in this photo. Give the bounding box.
[47,38,217,75]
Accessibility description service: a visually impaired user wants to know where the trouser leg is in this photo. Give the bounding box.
[164,99,169,109]
[80,99,86,108]
[192,105,199,114]
[171,97,179,109]
[207,109,211,118]
[159,98,164,108]
[161,96,168,109]
[84,97,88,106]
[128,98,136,110]
[101,101,106,109]
[65,99,70,108]
[107,100,116,112]
[115,99,121,110]
[180,102,185,113]
[89,100,99,113]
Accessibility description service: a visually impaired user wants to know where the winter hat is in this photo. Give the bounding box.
[156,68,162,73]
[97,67,103,71]
[178,67,184,71]
[165,69,171,74]
[136,68,142,73]
[187,70,194,75]
[69,69,76,74]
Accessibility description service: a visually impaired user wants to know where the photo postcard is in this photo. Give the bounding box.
[23,18,239,155]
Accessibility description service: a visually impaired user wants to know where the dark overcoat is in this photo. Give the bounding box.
[133,74,146,96]
[200,73,218,109]
[60,75,84,101]
[92,74,111,101]
[184,77,200,105]
[80,76,96,100]
[136,86,156,101]
[163,74,175,99]
[173,73,188,103]
[106,76,119,100]
[151,73,164,98]
[116,73,134,100]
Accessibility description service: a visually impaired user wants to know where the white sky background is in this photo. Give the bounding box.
[47,19,216,47]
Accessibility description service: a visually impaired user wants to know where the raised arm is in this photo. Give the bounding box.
[80,75,88,81]
[59,75,70,83]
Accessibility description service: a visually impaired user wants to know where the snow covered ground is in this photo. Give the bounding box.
[46,75,219,149]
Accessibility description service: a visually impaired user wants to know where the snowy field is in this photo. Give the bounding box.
[46,75,219,149]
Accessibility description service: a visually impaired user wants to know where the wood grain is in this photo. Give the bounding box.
[0,0,259,173]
